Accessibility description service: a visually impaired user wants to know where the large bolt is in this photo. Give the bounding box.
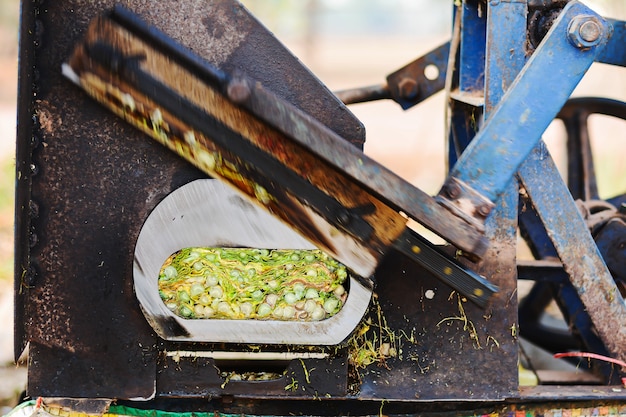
[579,20,601,42]
[398,78,419,100]
[444,182,461,199]
[568,16,603,49]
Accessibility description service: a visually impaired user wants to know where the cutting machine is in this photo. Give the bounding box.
[13,0,626,415]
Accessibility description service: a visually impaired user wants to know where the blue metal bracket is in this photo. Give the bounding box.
[438,1,612,225]
[597,18,626,67]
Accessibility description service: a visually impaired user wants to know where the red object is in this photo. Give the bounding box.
[554,352,626,387]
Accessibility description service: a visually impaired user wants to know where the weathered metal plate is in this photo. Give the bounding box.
[15,0,365,399]
[17,0,513,403]
[357,243,518,401]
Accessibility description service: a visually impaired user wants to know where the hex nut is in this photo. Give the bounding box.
[567,15,604,49]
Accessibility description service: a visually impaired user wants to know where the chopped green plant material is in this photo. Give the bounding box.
[221,370,281,384]
[347,295,398,371]
[159,247,348,321]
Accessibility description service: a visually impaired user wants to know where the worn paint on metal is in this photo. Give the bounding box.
[444,1,611,204]
[519,143,626,363]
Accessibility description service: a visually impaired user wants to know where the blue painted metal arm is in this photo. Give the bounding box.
[437,1,612,225]
[597,18,626,67]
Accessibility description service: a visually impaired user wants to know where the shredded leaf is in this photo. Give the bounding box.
[159,247,348,321]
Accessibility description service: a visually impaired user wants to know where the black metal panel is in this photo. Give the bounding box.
[16,0,367,399]
[19,0,185,395]
[357,248,518,401]
[156,355,349,398]
[16,0,516,402]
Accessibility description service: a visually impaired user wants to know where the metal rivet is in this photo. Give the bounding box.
[29,231,38,248]
[337,210,351,226]
[29,200,40,218]
[227,79,251,104]
[477,204,492,218]
[24,265,38,287]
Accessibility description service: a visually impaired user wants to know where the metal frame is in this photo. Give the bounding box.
[13,0,626,410]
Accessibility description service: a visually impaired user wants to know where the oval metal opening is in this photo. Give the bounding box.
[134,179,372,345]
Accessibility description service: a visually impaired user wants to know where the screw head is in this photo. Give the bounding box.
[579,20,601,42]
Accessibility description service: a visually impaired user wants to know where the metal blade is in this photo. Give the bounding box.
[393,229,498,307]
[64,7,497,307]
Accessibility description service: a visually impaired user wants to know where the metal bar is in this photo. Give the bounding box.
[333,84,390,105]
[459,1,486,94]
[596,18,626,67]
[518,142,626,363]
[439,1,611,218]
[517,260,568,283]
[484,0,528,113]
[476,0,528,392]
[556,284,617,382]
[230,76,490,256]
[392,228,497,307]
[14,0,37,363]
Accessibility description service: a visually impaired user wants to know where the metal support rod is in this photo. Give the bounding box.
[333,84,390,105]
[519,142,626,363]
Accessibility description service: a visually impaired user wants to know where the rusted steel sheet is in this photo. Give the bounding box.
[16,0,365,399]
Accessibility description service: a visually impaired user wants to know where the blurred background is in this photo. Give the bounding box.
[0,0,624,407]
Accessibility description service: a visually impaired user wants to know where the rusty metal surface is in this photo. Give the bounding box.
[15,0,512,404]
[357,243,518,400]
[126,0,365,148]
[519,143,626,364]
[16,0,368,399]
